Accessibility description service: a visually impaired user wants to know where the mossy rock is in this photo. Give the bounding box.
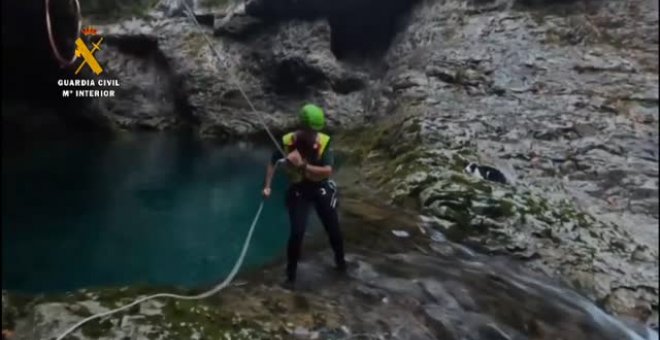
[477,198,517,219]
[334,100,424,166]
[339,197,427,253]
[444,222,478,243]
[80,318,114,338]
[448,174,492,194]
[3,291,41,330]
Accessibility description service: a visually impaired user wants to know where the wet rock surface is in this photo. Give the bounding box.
[2,209,656,339]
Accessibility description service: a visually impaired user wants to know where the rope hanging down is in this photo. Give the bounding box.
[55,3,287,339]
[180,3,287,158]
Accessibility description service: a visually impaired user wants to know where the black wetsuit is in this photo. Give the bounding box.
[270,140,346,282]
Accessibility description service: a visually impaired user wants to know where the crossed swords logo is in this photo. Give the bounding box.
[74,36,104,75]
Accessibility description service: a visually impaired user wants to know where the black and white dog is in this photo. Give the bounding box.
[464,162,508,184]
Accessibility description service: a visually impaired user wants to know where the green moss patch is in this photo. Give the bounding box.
[448,174,492,194]
[2,292,34,330]
[339,197,428,253]
[334,101,424,166]
[80,318,114,338]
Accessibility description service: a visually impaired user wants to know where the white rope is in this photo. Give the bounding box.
[54,2,288,339]
[180,2,287,158]
[56,200,264,340]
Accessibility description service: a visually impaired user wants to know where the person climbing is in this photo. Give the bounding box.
[262,104,347,290]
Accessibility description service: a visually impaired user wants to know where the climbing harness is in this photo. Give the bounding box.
[46,0,82,68]
[54,3,287,339]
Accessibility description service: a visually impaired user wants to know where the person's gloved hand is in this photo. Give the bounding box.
[262,187,271,199]
[286,150,304,167]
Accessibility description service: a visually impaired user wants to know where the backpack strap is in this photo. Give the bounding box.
[282,132,295,153]
[316,133,330,158]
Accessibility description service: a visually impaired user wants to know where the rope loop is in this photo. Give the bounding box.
[45,0,82,68]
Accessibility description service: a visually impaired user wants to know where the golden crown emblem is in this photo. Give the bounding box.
[81,26,98,36]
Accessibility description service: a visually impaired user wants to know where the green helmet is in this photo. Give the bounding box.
[299,104,325,131]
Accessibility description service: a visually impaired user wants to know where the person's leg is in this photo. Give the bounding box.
[313,181,346,270]
[285,186,310,283]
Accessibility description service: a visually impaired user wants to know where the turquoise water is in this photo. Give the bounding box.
[2,133,314,293]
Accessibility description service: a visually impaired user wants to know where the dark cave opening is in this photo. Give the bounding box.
[246,0,418,61]
[268,57,329,96]
[245,0,418,97]
[328,0,416,60]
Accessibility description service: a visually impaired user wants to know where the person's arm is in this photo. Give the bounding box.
[264,162,276,189]
[303,143,334,179]
[303,163,332,178]
[263,150,282,197]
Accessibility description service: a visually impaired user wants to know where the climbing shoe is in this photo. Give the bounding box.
[335,262,347,273]
[280,279,296,291]
[334,261,353,279]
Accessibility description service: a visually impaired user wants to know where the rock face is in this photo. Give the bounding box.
[89,0,403,136]
[376,0,659,326]
[3,0,658,337]
[336,0,658,327]
[89,32,194,130]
